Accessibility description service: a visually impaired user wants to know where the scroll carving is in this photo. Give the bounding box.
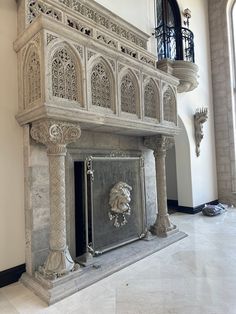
[163,86,176,123]
[28,0,62,24]
[108,182,132,228]
[30,119,81,154]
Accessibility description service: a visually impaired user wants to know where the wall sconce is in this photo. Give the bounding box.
[194,108,208,157]
[183,8,191,28]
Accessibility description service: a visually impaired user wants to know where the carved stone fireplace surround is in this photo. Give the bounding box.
[15,0,187,304]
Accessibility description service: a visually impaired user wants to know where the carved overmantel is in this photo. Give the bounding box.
[15,0,180,137]
[15,0,184,305]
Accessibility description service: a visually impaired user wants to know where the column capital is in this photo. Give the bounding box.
[30,119,81,154]
[144,134,174,157]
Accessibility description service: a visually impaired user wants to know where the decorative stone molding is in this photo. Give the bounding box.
[25,0,148,49]
[194,108,208,157]
[30,119,81,278]
[28,0,62,24]
[157,59,199,93]
[30,119,81,150]
[144,135,177,236]
[144,134,174,158]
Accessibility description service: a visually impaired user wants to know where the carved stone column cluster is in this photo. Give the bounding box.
[144,134,177,236]
[30,119,81,279]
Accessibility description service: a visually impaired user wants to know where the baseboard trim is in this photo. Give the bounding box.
[168,199,219,214]
[0,264,26,288]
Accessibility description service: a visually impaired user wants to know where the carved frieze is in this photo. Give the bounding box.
[28,0,62,24]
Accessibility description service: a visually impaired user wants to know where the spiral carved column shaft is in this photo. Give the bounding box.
[30,120,81,278]
[144,135,177,236]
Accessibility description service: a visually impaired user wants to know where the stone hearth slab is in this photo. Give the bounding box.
[20,230,187,305]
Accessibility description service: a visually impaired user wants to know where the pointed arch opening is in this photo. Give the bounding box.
[144,79,160,121]
[51,44,83,104]
[23,45,41,109]
[90,57,115,111]
[120,70,140,116]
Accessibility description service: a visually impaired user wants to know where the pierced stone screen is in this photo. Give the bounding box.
[87,156,146,253]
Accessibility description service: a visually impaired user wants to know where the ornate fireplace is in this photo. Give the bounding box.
[14,0,186,304]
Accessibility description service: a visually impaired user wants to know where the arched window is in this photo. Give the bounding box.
[155,0,194,62]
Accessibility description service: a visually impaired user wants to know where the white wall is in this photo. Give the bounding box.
[95,0,157,53]
[95,0,218,207]
[0,0,25,271]
[176,0,218,207]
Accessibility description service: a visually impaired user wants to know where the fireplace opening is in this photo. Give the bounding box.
[74,156,147,262]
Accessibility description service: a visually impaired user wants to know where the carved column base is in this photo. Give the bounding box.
[151,214,178,237]
[38,246,79,280]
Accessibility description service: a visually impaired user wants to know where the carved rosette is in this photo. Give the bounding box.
[31,119,81,154]
[30,119,81,279]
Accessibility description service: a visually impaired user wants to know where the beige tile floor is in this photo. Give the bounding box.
[1,209,236,314]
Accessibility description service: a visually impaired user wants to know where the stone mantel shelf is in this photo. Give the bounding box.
[16,104,181,137]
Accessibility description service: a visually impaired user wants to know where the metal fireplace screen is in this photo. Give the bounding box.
[86,156,146,253]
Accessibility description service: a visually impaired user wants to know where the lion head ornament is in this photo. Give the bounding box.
[108,182,132,228]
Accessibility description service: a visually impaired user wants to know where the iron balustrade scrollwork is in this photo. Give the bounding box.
[155,25,195,63]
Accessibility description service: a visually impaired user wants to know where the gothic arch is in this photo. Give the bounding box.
[143,78,160,120]
[49,43,83,104]
[23,44,41,109]
[163,85,177,124]
[120,69,140,116]
[89,56,115,111]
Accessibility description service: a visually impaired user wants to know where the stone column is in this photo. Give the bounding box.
[30,119,81,279]
[144,134,177,237]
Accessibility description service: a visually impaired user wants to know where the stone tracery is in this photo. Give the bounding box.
[121,72,138,115]
[144,80,159,120]
[163,86,176,123]
[91,61,113,110]
[24,46,41,108]
[51,47,81,102]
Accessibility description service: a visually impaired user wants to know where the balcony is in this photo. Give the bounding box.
[155,25,199,93]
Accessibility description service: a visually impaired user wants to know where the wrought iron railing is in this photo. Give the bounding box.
[155,25,195,63]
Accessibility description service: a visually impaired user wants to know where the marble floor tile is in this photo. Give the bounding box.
[1,209,236,314]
